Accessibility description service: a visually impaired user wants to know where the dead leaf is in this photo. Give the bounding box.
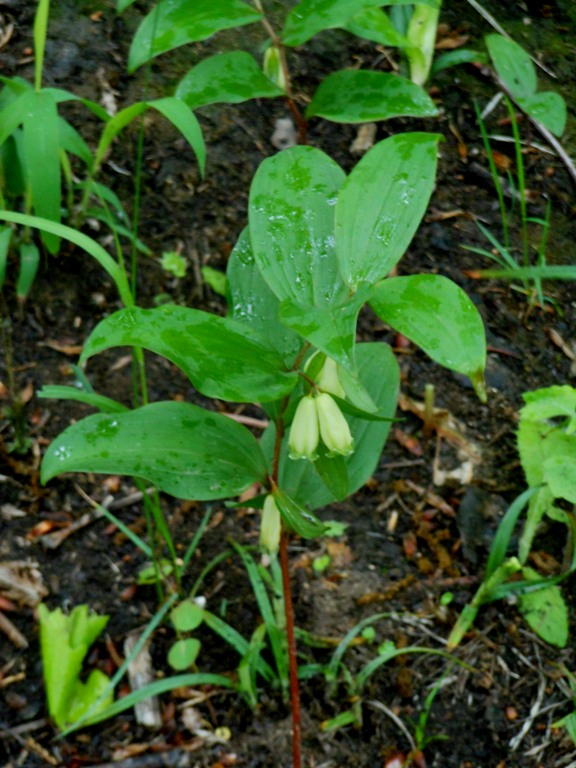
[38,340,83,356]
[398,391,482,463]
[0,561,47,607]
[436,33,470,50]
[394,428,423,457]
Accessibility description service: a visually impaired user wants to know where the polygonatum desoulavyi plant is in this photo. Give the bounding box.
[37,132,487,762]
[41,132,487,541]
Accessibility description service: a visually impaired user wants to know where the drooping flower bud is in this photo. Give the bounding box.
[260,494,281,553]
[288,395,319,461]
[263,45,287,91]
[316,356,346,399]
[315,392,354,457]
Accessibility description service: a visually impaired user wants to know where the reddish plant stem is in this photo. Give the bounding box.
[279,527,302,768]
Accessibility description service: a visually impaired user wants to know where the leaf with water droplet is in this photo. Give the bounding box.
[42,402,268,500]
[370,274,486,400]
[80,305,297,403]
[336,133,440,290]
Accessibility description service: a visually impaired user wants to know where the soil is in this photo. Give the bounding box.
[1,2,576,768]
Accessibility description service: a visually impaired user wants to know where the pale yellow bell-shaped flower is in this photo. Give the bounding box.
[315,392,354,457]
[288,395,319,461]
[316,356,346,399]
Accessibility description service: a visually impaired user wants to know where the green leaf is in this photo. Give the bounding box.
[282,0,438,46]
[518,567,568,648]
[128,0,262,72]
[283,0,381,46]
[201,265,227,296]
[314,451,349,501]
[306,71,438,123]
[22,91,61,253]
[0,226,13,291]
[486,34,536,101]
[33,0,50,90]
[430,49,488,76]
[0,211,133,306]
[516,91,566,137]
[370,274,487,400]
[249,144,347,309]
[405,2,440,85]
[274,487,327,538]
[543,455,576,503]
[176,51,284,109]
[275,342,400,510]
[65,670,113,728]
[148,97,206,175]
[477,264,576,281]
[343,7,410,47]
[0,90,35,148]
[16,242,40,302]
[521,386,576,431]
[171,601,204,632]
[117,0,137,11]
[38,604,110,729]
[58,118,93,168]
[278,290,366,370]
[227,228,302,365]
[79,673,234,728]
[41,401,268,501]
[168,638,201,670]
[94,99,205,176]
[485,487,536,579]
[41,88,111,122]
[80,305,297,403]
[336,133,440,290]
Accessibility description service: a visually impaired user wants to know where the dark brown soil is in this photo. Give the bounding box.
[1,2,576,768]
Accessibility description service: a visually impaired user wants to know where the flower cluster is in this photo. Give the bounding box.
[288,356,354,461]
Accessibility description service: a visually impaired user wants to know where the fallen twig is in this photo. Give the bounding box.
[0,609,28,648]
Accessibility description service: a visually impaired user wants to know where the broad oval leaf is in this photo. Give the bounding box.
[176,51,284,109]
[336,133,440,289]
[227,228,302,365]
[171,601,204,632]
[278,289,367,371]
[370,274,487,400]
[306,70,438,123]
[486,34,536,101]
[128,0,262,72]
[518,567,568,648]
[516,91,566,137]
[249,145,347,309]
[80,305,297,403]
[168,638,201,670]
[41,401,268,500]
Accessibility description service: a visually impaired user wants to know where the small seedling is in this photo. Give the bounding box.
[38,604,113,730]
[448,385,576,650]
